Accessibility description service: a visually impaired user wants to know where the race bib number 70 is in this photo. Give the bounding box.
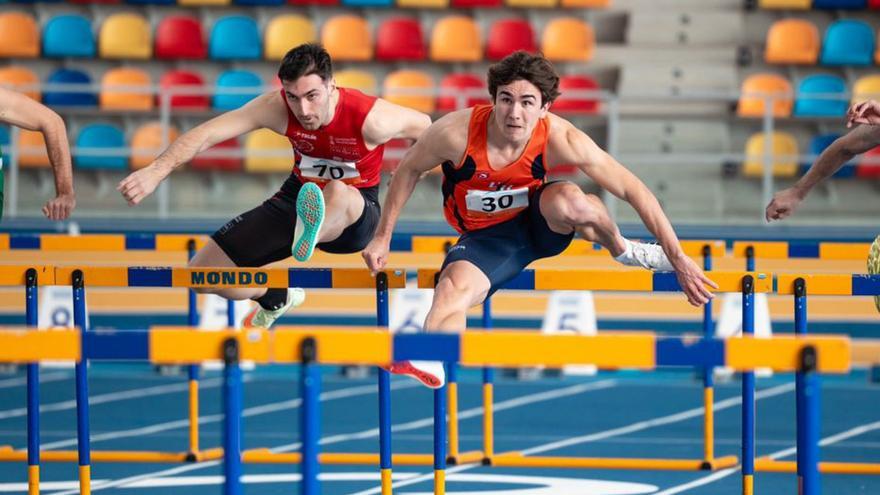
[465,187,529,215]
[298,154,361,181]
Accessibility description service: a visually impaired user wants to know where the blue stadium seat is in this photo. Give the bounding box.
[805,134,856,177]
[43,69,97,107]
[813,0,866,8]
[341,0,392,7]
[0,127,9,147]
[820,20,875,66]
[209,16,261,60]
[75,123,127,170]
[43,14,95,58]
[793,74,847,117]
[213,70,262,110]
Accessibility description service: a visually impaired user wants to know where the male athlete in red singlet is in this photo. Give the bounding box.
[118,43,431,328]
[364,51,717,388]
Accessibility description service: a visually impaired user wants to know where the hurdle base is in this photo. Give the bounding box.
[241,449,437,465]
[0,449,214,463]
[489,453,739,471]
[756,458,880,475]
[447,451,485,466]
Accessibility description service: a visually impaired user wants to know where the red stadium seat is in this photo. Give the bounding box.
[858,146,880,178]
[552,75,600,114]
[191,138,243,171]
[436,73,488,111]
[159,70,209,109]
[376,17,425,61]
[155,16,207,59]
[486,19,536,60]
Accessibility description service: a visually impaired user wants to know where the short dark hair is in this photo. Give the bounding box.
[487,51,560,106]
[277,43,333,83]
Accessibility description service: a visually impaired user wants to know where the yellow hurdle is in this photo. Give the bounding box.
[703,387,714,463]
[756,458,880,475]
[28,465,38,495]
[489,452,739,470]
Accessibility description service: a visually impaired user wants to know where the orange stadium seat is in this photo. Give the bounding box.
[376,17,425,61]
[322,15,372,61]
[383,70,435,114]
[17,130,50,168]
[100,13,152,59]
[737,73,793,118]
[264,15,316,61]
[743,132,799,178]
[430,16,482,62]
[0,12,39,58]
[542,18,594,62]
[159,70,209,109]
[244,129,294,172]
[334,69,378,95]
[436,73,488,111]
[764,19,819,65]
[191,138,242,171]
[486,19,536,60]
[757,0,810,8]
[100,68,153,111]
[506,0,555,6]
[130,123,180,169]
[155,16,207,59]
[0,66,40,101]
[560,0,609,6]
[451,0,501,5]
[398,0,448,7]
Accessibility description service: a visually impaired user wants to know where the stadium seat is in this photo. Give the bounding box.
[383,70,435,113]
[436,73,488,111]
[376,18,425,61]
[159,70,209,109]
[551,75,600,114]
[793,74,848,117]
[210,16,261,60]
[486,19,535,60]
[265,15,315,61]
[99,13,152,59]
[191,138,242,171]
[244,129,293,172]
[43,69,96,107]
[820,20,874,66]
[125,0,176,5]
[430,16,481,62]
[322,15,372,61]
[179,0,231,5]
[743,132,799,178]
[213,70,263,111]
[398,0,447,7]
[857,145,880,178]
[764,19,818,65]
[342,0,391,6]
[813,0,866,8]
[451,0,501,5]
[235,0,283,5]
[75,123,127,170]
[542,18,593,62]
[289,0,339,5]
[18,130,50,168]
[737,73,793,118]
[100,68,152,111]
[853,75,880,105]
[130,123,179,169]
[807,134,856,177]
[155,16,207,59]
[0,12,39,57]
[43,15,95,58]
[507,0,555,6]
[0,127,9,148]
[757,0,810,7]
[871,0,880,7]
[0,66,40,101]
[334,69,378,95]
[560,0,609,6]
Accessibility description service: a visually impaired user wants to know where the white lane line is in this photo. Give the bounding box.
[0,372,70,389]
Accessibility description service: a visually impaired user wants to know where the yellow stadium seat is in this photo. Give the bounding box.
[0,66,40,101]
[383,70,434,114]
[430,16,481,62]
[743,132,799,178]
[764,19,818,65]
[560,0,609,6]
[100,68,153,111]
[757,0,810,8]
[0,12,39,58]
[100,13,152,60]
[542,18,594,62]
[18,130,50,169]
[399,0,448,7]
[506,0,556,6]
[130,123,179,169]
[334,69,378,95]
[244,129,293,173]
[265,16,316,61]
[737,73,793,118]
[852,75,880,104]
[322,15,372,62]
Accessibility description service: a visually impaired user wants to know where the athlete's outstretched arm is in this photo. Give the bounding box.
[766,124,880,222]
[551,118,716,305]
[362,98,432,145]
[0,87,75,220]
[117,92,286,206]
[362,112,465,274]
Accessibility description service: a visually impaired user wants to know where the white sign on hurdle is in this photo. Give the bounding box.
[38,285,86,369]
[541,291,598,376]
[390,287,433,334]
[715,292,773,378]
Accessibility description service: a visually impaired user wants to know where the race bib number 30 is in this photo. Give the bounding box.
[298,154,361,181]
[465,187,529,215]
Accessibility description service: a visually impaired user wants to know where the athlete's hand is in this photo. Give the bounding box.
[672,256,717,307]
[42,192,75,220]
[847,99,880,128]
[117,166,163,206]
[362,236,391,276]
[765,187,804,222]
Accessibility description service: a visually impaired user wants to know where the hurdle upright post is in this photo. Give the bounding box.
[72,269,91,495]
[376,272,394,494]
[300,337,321,495]
[741,274,756,495]
[186,239,201,459]
[794,278,821,495]
[481,297,494,462]
[701,245,715,466]
[25,268,40,495]
[434,372,447,495]
[222,337,243,495]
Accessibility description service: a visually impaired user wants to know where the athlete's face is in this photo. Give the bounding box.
[492,80,549,142]
[283,74,335,131]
